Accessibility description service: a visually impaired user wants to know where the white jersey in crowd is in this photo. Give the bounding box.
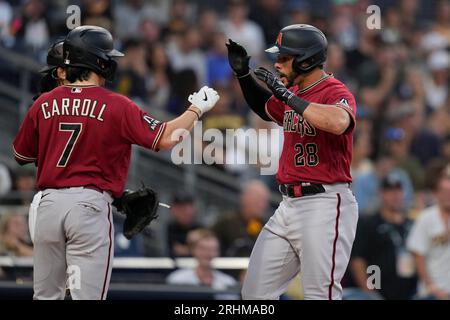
[407,205,450,296]
[166,268,237,291]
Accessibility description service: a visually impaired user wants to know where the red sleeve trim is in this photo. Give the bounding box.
[12,145,36,162]
[152,122,167,151]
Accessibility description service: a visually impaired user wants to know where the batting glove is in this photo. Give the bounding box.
[188,86,220,115]
[226,39,250,77]
[253,67,295,104]
[254,67,310,115]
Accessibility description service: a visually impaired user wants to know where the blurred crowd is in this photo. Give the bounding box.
[1,0,450,299]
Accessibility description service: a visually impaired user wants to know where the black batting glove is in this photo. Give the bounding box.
[254,67,310,115]
[253,67,295,103]
[226,39,250,77]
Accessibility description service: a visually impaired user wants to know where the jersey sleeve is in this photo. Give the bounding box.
[13,108,38,165]
[264,96,285,126]
[323,86,357,132]
[120,101,166,151]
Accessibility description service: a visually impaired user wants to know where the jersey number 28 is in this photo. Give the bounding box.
[294,143,319,166]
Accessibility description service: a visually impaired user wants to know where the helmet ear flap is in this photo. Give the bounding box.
[292,55,302,73]
[292,51,327,74]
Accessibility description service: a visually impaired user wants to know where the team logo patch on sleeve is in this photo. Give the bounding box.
[336,98,351,109]
[143,115,161,131]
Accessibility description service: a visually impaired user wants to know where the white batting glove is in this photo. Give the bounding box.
[188,86,220,115]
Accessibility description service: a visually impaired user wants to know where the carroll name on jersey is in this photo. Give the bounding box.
[40,98,107,122]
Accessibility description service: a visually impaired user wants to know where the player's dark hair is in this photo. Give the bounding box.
[65,66,93,83]
[33,72,59,101]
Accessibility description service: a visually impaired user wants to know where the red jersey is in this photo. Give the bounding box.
[264,74,356,185]
[13,85,166,198]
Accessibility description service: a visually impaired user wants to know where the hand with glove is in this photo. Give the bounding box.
[226,39,250,77]
[254,67,310,115]
[114,185,161,240]
[188,85,220,118]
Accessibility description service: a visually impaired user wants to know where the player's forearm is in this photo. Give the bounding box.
[158,106,200,150]
[238,73,272,121]
[302,103,350,135]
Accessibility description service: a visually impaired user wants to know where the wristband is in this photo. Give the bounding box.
[287,95,310,115]
[187,108,201,120]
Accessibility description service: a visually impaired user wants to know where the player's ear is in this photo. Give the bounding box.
[57,67,66,80]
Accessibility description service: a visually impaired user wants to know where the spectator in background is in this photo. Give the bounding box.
[220,0,265,64]
[325,42,353,87]
[213,180,270,256]
[161,0,192,42]
[10,0,50,52]
[0,212,33,257]
[140,17,161,47]
[0,162,12,197]
[396,102,443,169]
[166,26,206,85]
[351,132,375,203]
[114,0,161,40]
[383,127,425,192]
[81,0,113,31]
[348,175,417,300]
[0,166,36,206]
[398,0,421,31]
[407,166,450,300]
[440,135,450,163]
[424,50,449,113]
[166,229,237,290]
[201,85,253,175]
[113,38,150,104]
[329,0,359,51]
[198,8,220,51]
[167,69,198,115]
[433,0,450,44]
[206,32,233,87]
[0,0,13,46]
[146,42,173,110]
[353,154,414,216]
[166,192,202,258]
[284,0,311,26]
[249,0,283,46]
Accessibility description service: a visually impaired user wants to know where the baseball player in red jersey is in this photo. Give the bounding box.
[35,38,67,100]
[13,25,219,300]
[227,24,358,300]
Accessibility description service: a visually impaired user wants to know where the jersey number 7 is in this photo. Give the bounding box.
[57,123,83,167]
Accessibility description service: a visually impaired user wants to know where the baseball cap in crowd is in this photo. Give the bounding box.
[172,191,194,204]
[381,174,403,190]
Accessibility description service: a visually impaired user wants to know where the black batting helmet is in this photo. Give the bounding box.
[266,24,328,74]
[39,38,65,74]
[63,25,124,81]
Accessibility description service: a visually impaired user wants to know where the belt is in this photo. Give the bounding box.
[278,182,326,198]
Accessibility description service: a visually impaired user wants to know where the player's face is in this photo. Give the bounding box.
[275,54,296,87]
